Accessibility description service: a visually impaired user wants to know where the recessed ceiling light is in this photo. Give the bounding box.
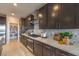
[13,3,17,7]
[11,13,15,16]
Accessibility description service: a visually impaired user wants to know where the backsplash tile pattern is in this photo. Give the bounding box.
[25,20,79,44]
[26,29,79,40]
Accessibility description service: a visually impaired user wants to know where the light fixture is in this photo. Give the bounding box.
[11,13,15,16]
[13,3,17,7]
[38,13,43,18]
[53,5,59,11]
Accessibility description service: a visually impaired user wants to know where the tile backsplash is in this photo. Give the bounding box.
[26,29,79,40]
[25,20,79,44]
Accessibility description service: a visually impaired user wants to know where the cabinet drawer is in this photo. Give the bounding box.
[27,39,33,43]
[43,44,51,49]
[34,40,42,46]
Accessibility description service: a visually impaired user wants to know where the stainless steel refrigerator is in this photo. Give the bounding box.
[0,16,6,44]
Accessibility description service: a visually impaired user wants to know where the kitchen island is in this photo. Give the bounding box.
[20,33,79,56]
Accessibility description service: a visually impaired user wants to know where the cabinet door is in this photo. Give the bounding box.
[55,48,75,56]
[60,3,75,29]
[38,4,48,29]
[24,36,28,47]
[55,48,66,56]
[20,35,27,47]
[42,44,51,56]
[34,41,43,56]
[27,38,33,53]
[48,3,61,29]
[24,18,28,30]
[23,36,26,46]
[51,47,56,56]
[20,35,24,44]
[25,16,34,29]
[20,18,26,33]
[75,4,79,28]
[25,17,31,29]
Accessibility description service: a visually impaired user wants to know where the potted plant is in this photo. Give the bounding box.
[60,32,73,44]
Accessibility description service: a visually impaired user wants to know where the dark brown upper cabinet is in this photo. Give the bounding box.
[59,3,75,29]
[25,15,34,29]
[75,4,79,28]
[48,3,75,29]
[38,4,48,29]
[38,3,77,29]
[20,15,34,33]
[47,3,61,29]
[20,18,26,33]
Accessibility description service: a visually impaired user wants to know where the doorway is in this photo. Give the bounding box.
[10,23,18,40]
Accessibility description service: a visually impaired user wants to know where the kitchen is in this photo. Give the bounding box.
[0,3,79,56]
[20,3,79,56]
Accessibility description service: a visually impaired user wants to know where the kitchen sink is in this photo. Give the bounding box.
[29,34,40,38]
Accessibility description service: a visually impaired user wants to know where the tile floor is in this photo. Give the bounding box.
[1,40,34,56]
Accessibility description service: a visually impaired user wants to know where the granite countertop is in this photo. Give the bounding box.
[21,33,79,56]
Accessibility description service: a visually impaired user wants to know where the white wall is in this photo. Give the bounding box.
[6,15,20,43]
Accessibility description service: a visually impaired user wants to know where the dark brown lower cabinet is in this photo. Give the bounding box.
[20,35,27,47]
[55,48,67,56]
[51,47,56,56]
[20,35,24,45]
[42,44,51,56]
[20,35,75,56]
[27,38,33,53]
[55,48,75,56]
[34,40,43,56]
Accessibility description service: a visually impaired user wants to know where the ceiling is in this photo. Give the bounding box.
[0,3,46,18]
